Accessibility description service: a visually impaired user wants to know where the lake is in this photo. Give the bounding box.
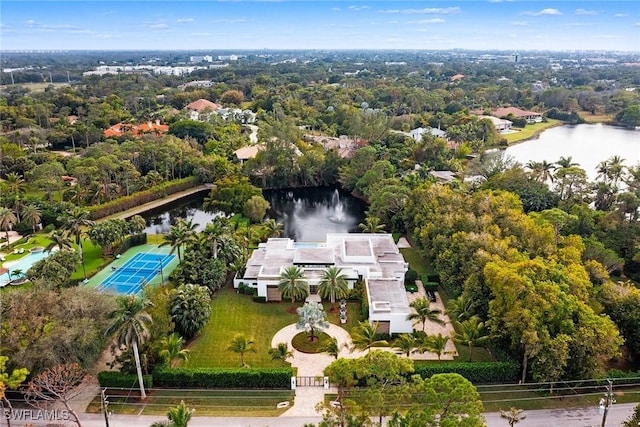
[141,187,367,242]
[505,124,639,181]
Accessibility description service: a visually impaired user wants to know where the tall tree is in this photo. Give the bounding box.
[106,295,153,399]
[407,298,445,332]
[394,333,418,357]
[0,356,29,427]
[169,284,211,339]
[358,215,386,234]
[318,266,349,305]
[20,204,41,234]
[0,207,17,243]
[278,266,309,303]
[160,218,198,261]
[420,333,452,361]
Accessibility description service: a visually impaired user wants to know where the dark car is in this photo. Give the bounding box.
[426,290,437,303]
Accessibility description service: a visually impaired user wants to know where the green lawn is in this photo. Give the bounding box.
[70,239,105,280]
[87,389,295,416]
[502,119,562,144]
[185,285,361,368]
[399,247,434,276]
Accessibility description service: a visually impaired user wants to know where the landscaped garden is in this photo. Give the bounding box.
[184,285,361,368]
[501,118,562,143]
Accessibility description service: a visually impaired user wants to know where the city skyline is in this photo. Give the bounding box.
[1,1,639,52]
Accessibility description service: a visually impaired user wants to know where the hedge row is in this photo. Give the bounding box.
[88,177,199,220]
[97,371,153,389]
[154,367,293,389]
[413,361,519,384]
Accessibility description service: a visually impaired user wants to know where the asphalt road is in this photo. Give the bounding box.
[6,403,637,427]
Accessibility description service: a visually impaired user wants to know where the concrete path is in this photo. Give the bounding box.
[396,237,411,248]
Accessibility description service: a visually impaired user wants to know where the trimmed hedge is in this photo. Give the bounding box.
[413,362,519,384]
[97,371,153,389]
[154,367,293,389]
[422,282,439,291]
[421,273,440,284]
[88,177,199,220]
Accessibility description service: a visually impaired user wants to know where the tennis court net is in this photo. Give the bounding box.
[114,267,159,276]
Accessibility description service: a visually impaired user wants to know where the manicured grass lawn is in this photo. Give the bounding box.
[292,331,332,353]
[185,285,362,369]
[502,119,562,144]
[399,247,435,276]
[70,239,104,280]
[87,389,295,416]
[1,234,53,260]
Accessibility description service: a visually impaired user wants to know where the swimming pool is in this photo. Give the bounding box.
[0,250,52,287]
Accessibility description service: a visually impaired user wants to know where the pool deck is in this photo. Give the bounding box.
[84,244,180,292]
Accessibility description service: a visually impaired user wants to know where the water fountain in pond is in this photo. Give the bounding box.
[328,189,346,223]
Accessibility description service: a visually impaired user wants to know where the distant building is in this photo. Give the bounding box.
[178,80,213,89]
[408,127,447,142]
[450,73,465,82]
[185,98,222,121]
[104,120,169,138]
[189,55,213,63]
[492,107,543,123]
[429,170,457,183]
[478,115,512,132]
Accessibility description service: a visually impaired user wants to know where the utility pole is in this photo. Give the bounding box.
[600,378,615,427]
[100,388,110,427]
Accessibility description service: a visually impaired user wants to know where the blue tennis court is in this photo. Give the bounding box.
[98,252,175,295]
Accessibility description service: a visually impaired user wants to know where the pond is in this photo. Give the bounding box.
[505,124,640,181]
[141,187,367,242]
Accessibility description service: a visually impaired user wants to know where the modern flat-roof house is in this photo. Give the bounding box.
[235,233,413,334]
[478,115,513,132]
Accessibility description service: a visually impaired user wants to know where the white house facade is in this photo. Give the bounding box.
[235,233,413,334]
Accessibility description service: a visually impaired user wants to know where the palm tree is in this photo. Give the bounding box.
[320,336,341,360]
[58,207,94,277]
[394,334,418,357]
[45,229,73,253]
[21,204,41,234]
[500,407,526,427]
[540,160,556,183]
[201,217,232,259]
[318,266,349,305]
[159,333,190,367]
[263,218,284,238]
[420,333,451,361]
[556,156,578,169]
[227,334,256,367]
[350,321,388,353]
[150,400,194,427]
[160,218,198,261]
[358,215,386,233]
[0,207,17,243]
[453,317,490,362]
[268,342,293,366]
[407,298,445,332]
[278,266,309,303]
[445,295,476,323]
[106,295,153,399]
[607,155,626,186]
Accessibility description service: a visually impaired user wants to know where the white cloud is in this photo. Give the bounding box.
[614,13,627,18]
[331,7,341,12]
[147,23,169,30]
[379,7,459,15]
[523,8,562,17]
[191,32,213,36]
[634,22,640,27]
[96,33,114,39]
[565,22,589,27]
[176,18,194,23]
[212,19,245,23]
[25,19,37,26]
[511,21,529,27]
[348,5,371,11]
[576,9,597,16]
[408,18,445,24]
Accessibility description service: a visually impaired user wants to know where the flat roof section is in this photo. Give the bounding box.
[293,248,335,265]
[344,239,373,257]
[367,279,411,315]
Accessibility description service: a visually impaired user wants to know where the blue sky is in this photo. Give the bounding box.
[1,1,639,51]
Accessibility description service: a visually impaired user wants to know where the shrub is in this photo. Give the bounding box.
[97,371,153,389]
[405,269,418,284]
[253,296,267,303]
[153,367,293,389]
[116,233,147,255]
[413,362,519,384]
[423,282,439,291]
[238,283,257,296]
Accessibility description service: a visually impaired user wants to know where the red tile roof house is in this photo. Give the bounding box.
[185,98,222,121]
[104,120,169,138]
[492,107,543,123]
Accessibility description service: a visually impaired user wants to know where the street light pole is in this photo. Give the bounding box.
[600,378,615,427]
